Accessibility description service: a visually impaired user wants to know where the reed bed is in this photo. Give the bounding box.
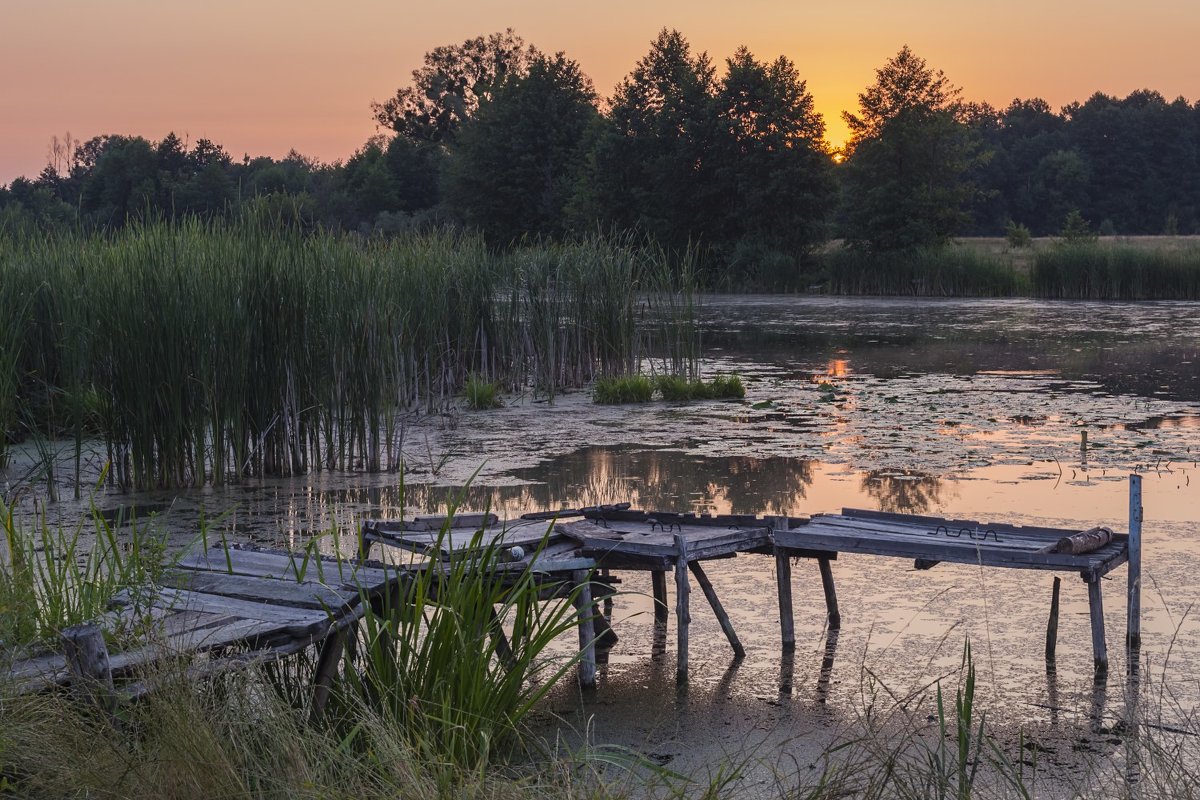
[823,246,1030,297]
[1033,243,1200,299]
[0,220,696,490]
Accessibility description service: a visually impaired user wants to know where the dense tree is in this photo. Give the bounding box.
[445,53,598,242]
[371,29,538,144]
[841,46,981,251]
[710,47,836,265]
[574,29,720,250]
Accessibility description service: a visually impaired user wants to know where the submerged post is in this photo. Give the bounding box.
[1126,473,1143,671]
[573,570,597,688]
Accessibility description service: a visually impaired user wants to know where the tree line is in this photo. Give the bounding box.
[4,29,1199,285]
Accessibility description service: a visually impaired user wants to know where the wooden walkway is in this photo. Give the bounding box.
[3,476,1144,702]
[3,545,400,716]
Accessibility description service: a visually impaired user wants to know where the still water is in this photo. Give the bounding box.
[5,296,1200,787]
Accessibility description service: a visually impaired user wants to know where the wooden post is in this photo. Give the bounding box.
[1045,576,1061,663]
[770,517,795,651]
[674,533,690,684]
[651,570,668,624]
[311,627,346,721]
[573,570,596,688]
[1126,473,1143,672]
[61,623,116,717]
[358,523,375,561]
[689,561,744,657]
[1088,577,1109,679]
[818,557,841,630]
[601,567,614,617]
[775,548,795,651]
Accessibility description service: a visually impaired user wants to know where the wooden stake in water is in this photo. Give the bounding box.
[1127,473,1143,671]
[674,533,690,684]
[1045,576,1061,664]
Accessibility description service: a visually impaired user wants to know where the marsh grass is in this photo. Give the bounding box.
[0,221,698,490]
[823,247,1030,297]
[593,375,654,404]
[1033,242,1200,299]
[655,374,745,401]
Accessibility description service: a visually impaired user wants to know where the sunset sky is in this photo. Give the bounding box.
[3,0,1198,183]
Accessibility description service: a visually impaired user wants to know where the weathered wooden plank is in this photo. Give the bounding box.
[808,515,1072,550]
[177,546,396,592]
[840,508,1079,539]
[774,528,1127,574]
[112,587,336,635]
[789,517,1129,558]
[368,513,500,533]
[558,520,770,558]
[106,618,285,676]
[161,570,359,612]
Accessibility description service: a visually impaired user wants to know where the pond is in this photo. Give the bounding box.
[5,295,1199,790]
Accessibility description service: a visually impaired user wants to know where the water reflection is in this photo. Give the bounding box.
[861,469,945,515]
[403,447,816,517]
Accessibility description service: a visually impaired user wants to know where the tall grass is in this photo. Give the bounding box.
[1033,242,1200,299]
[823,246,1030,296]
[0,497,166,650]
[0,219,697,489]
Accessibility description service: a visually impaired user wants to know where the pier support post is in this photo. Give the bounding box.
[674,534,690,684]
[62,623,116,718]
[818,557,841,630]
[311,627,347,721]
[1045,576,1061,664]
[1088,576,1109,680]
[651,570,668,624]
[1126,473,1143,674]
[689,561,744,657]
[775,548,795,651]
[573,570,597,688]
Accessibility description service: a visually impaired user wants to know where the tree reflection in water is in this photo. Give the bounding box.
[861,469,944,514]
[401,446,816,516]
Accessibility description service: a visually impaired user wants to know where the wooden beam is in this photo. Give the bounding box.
[818,557,841,630]
[775,548,795,651]
[1088,577,1108,679]
[573,570,596,688]
[61,623,116,718]
[1045,576,1061,663]
[688,561,744,657]
[310,627,346,722]
[651,570,668,624]
[674,534,690,684]
[1126,473,1143,672]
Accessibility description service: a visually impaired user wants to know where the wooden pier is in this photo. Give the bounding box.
[3,477,1144,703]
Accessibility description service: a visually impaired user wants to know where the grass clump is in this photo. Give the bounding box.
[0,498,166,649]
[593,375,654,404]
[463,373,502,410]
[657,373,746,401]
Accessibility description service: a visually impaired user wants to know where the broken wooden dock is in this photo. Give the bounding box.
[3,476,1143,703]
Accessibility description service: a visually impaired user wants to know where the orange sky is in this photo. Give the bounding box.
[3,0,1199,183]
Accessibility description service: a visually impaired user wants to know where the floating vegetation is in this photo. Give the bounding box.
[0,217,697,489]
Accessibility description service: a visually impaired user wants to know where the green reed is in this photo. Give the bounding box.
[1033,242,1200,299]
[824,246,1029,297]
[0,219,696,490]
